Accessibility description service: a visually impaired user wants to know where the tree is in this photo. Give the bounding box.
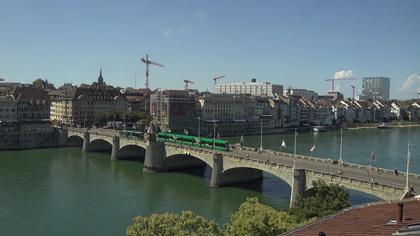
[32,78,55,89]
[224,197,299,236]
[127,211,222,236]
[289,180,350,222]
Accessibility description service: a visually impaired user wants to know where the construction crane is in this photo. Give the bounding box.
[140,54,164,90]
[325,77,360,93]
[184,80,194,90]
[213,75,226,93]
[350,85,356,100]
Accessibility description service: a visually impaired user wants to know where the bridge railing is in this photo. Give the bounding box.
[306,169,405,191]
[241,146,420,180]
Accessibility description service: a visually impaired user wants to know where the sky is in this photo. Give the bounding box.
[1,0,419,99]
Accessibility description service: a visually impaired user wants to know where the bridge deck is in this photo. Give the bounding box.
[226,147,420,193]
[66,127,420,195]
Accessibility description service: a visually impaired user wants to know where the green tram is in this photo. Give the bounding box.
[157,132,229,151]
[120,130,144,138]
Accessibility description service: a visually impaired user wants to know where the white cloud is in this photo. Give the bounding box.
[162,28,174,38]
[334,70,354,80]
[399,74,420,92]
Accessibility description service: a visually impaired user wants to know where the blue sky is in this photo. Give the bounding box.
[1,0,419,99]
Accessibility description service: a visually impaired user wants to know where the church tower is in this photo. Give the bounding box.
[97,69,105,89]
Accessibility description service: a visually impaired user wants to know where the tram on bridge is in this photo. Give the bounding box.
[157,132,230,151]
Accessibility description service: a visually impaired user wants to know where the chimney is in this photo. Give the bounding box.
[397,203,404,222]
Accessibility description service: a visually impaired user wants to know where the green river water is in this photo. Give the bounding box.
[0,127,419,235]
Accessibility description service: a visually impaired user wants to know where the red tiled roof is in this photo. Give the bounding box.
[283,199,420,236]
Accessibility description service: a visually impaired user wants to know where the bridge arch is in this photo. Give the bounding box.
[88,138,112,152]
[68,135,83,147]
[220,166,293,190]
[164,153,212,170]
[222,160,294,187]
[305,173,402,201]
[118,144,146,160]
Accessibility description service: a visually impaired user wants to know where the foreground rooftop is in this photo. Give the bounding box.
[282,199,420,236]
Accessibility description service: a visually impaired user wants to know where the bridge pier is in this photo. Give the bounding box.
[82,132,90,153]
[143,141,166,173]
[210,153,223,187]
[111,136,120,160]
[290,168,306,208]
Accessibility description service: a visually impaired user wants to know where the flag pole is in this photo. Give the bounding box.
[405,139,411,192]
[339,127,344,165]
[293,129,297,169]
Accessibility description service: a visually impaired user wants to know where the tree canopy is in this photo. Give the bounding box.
[224,197,299,236]
[289,180,351,222]
[127,211,222,236]
[126,181,350,235]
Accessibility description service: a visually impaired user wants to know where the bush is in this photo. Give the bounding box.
[127,211,222,236]
[224,197,299,236]
[289,180,350,222]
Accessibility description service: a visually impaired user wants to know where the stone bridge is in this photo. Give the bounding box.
[65,128,420,206]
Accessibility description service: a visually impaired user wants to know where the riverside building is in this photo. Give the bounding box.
[362,77,390,101]
[149,89,198,133]
[50,71,128,127]
[198,94,257,136]
[215,78,283,97]
[0,96,18,123]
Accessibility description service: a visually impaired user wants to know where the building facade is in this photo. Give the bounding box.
[149,90,198,133]
[8,87,51,121]
[198,94,257,136]
[0,96,17,123]
[50,87,128,127]
[362,77,390,101]
[123,88,151,113]
[285,88,318,100]
[215,79,283,97]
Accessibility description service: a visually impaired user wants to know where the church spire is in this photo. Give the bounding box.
[98,69,105,89]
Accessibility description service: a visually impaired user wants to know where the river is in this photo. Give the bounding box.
[0,127,418,235]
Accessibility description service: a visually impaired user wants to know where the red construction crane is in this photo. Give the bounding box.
[325,77,360,93]
[184,80,194,90]
[140,54,164,89]
[213,75,226,93]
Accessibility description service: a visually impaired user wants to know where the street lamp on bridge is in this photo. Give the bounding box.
[205,119,220,152]
[197,116,201,138]
[293,128,298,169]
[339,127,344,165]
[258,115,272,152]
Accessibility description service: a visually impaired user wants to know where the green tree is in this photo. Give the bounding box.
[224,197,299,236]
[127,211,222,236]
[33,78,46,87]
[289,180,350,222]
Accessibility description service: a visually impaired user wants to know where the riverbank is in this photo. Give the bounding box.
[346,122,420,130]
[0,123,67,150]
